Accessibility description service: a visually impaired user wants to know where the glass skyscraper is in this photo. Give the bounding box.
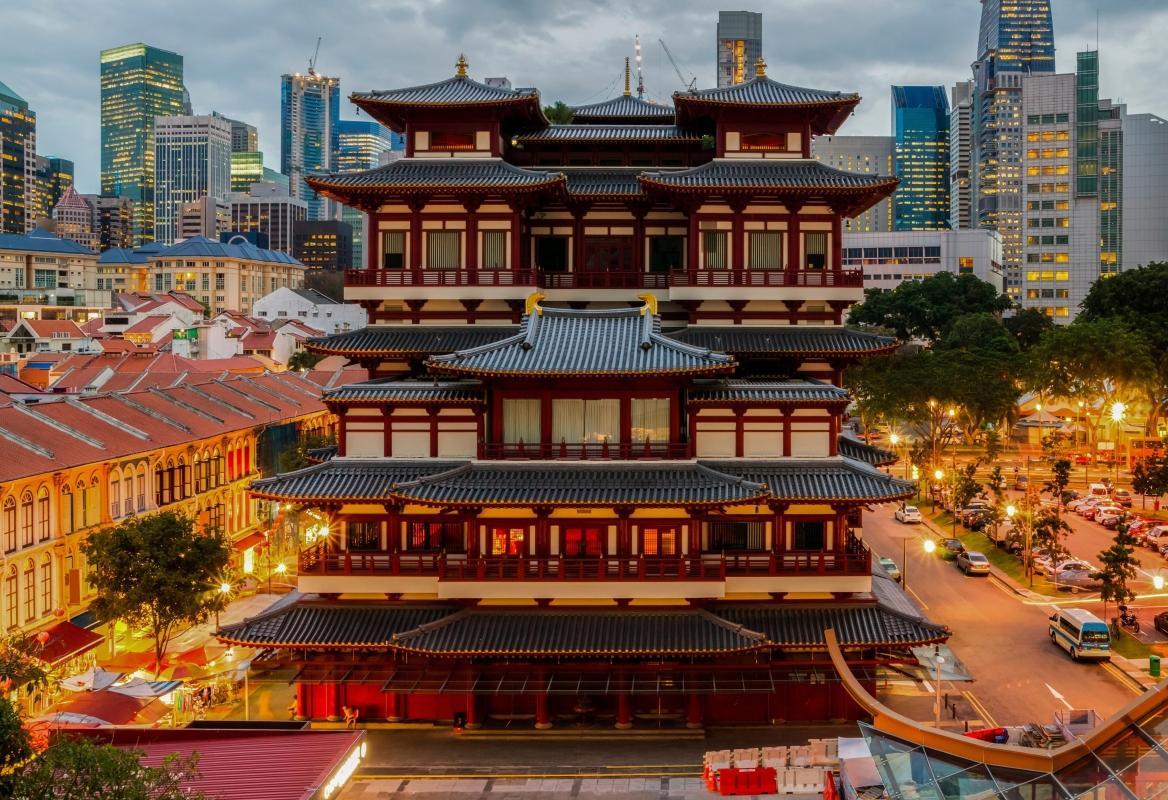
[153,114,232,244]
[33,156,75,224]
[336,119,400,268]
[281,70,340,221]
[716,11,762,89]
[892,86,950,230]
[971,0,1055,297]
[0,79,36,234]
[100,43,186,245]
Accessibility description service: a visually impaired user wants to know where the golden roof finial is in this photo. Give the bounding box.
[525,292,546,316]
[623,57,631,97]
[637,293,658,317]
[755,56,767,78]
[456,54,469,78]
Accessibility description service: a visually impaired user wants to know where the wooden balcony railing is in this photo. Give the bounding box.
[668,269,863,288]
[345,268,537,288]
[538,272,669,290]
[298,544,871,580]
[481,441,689,460]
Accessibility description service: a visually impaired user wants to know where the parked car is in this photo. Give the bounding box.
[1112,489,1133,508]
[1059,569,1104,591]
[1126,519,1153,541]
[1092,506,1125,526]
[956,550,991,576]
[940,538,965,560]
[1077,497,1107,518]
[1031,553,1055,574]
[1014,475,1030,491]
[895,505,923,524]
[1071,453,1092,465]
[960,503,992,527]
[878,557,901,582]
[1155,612,1168,637]
[1044,559,1095,579]
[1144,526,1168,550]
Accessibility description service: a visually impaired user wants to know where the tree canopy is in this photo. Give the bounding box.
[848,272,1012,342]
[82,512,231,673]
[542,101,573,123]
[10,739,207,800]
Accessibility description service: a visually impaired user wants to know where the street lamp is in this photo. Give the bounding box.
[1154,575,1165,592]
[214,581,232,628]
[268,560,286,595]
[932,468,945,513]
[923,539,936,555]
[1111,401,1126,480]
[934,654,946,728]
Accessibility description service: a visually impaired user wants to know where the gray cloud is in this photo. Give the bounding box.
[4,0,1165,193]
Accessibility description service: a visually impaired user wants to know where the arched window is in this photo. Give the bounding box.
[2,497,15,553]
[20,491,33,547]
[4,566,16,630]
[121,470,132,517]
[177,456,190,500]
[39,555,52,618]
[109,470,121,519]
[60,485,74,534]
[22,558,35,622]
[154,463,166,507]
[74,482,87,529]
[136,465,147,512]
[36,486,49,541]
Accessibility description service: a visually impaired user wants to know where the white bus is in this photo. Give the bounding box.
[1048,608,1111,661]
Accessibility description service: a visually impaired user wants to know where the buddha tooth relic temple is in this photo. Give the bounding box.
[219,55,949,727]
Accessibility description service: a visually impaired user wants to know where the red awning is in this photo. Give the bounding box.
[233,531,268,552]
[33,621,104,667]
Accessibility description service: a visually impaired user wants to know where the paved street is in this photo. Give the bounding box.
[863,504,1143,727]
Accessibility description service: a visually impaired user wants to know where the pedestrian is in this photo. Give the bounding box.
[343,705,359,729]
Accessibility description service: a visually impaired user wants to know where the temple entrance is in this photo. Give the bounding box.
[562,526,605,557]
[582,236,635,281]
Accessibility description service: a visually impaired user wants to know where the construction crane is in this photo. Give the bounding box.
[308,36,322,75]
[634,35,645,99]
[659,39,697,92]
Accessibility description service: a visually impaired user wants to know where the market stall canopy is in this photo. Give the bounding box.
[31,621,103,667]
[59,667,122,693]
[55,691,168,726]
[108,678,183,699]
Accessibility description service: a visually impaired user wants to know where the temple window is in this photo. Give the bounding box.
[739,132,788,151]
[382,232,405,269]
[641,526,678,557]
[346,521,381,551]
[535,236,568,272]
[428,130,476,151]
[481,231,507,270]
[407,522,463,552]
[562,527,604,557]
[748,232,783,270]
[502,398,541,444]
[805,232,828,270]
[702,231,728,269]
[793,521,826,551]
[552,398,620,444]
[708,521,764,552]
[426,231,460,270]
[490,527,527,556]
[630,398,670,442]
[648,235,684,272]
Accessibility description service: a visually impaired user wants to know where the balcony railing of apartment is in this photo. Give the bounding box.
[298,543,871,579]
[481,442,689,460]
[668,269,864,288]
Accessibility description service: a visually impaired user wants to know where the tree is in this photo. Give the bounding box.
[848,272,1011,342]
[986,465,1005,498]
[1094,524,1140,620]
[934,314,1023,440]
[951,464,981,512]
[11,739,207,800]
[1031,510,1072,582]
[1003,308,1054,351]
[286,350,323,372]
[1045,458,1073,515]
[0,634,51,794]
[82,512,232,674]
[542,101,573,123]
[1080,262,1168,431]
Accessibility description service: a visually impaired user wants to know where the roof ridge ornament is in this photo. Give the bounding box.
[456,54,469,78]
[755,56,767,78]
[623,57,632,97]
[524,292,546,316]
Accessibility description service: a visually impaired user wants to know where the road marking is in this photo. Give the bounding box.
[1045,683,1074,710]
[907,586,929,609]
[921,680,933,693]
[1101,661,1147,696]
[962,690,997,727]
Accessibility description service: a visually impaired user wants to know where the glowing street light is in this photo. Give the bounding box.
[1154,575,1165,592]
[932,469,945,512]
[1111,401,1126,423]
[1005,504,1017,519]
[923,539,936,555]
[889,433,900,446]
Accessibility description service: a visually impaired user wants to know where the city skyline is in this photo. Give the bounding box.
[4,0,1166,194]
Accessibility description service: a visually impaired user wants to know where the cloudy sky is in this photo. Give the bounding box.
[7,0,1167,193]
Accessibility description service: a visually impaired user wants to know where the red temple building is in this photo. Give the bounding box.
[219,56,948,728]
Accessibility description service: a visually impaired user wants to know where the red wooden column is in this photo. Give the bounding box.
[686,693,703,729]
[630,203,648,273]
[323,682,341,721]
[534,507,552,558]
[569,203,590,276]
[365,206,380,270]
[734,405,746,458]
[686,508,702,556]
[831,211,843,272]
[686,203,700,271]
[729,197,748,270]
[829,414,840,456]
[833,506,848,553]
[462,195,483,277]
[781,405,793,457]
[408,196,428,268]
[294,682,308,720]
[785,202,803,276]
[464,509,482,557]
[615,676,633,729]
[769,502,789,556]
[508,200,524,271]
[383,503,401,553]
[386,691,402,722]
[465,691,480,729]
[534,671,552,730]
[337,415,348,457]
[615,507,634,556]
[382,407,393,457]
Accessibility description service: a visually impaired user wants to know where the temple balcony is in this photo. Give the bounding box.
[344,268,537,302]
[480,442,690,460]
[667,268,864,303]
[295,541,872,599]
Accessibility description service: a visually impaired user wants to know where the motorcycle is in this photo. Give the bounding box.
[1112,605,1141,635]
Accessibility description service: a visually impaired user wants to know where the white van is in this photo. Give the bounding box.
[1088,483,1110,498]
[1048,608,1111,661]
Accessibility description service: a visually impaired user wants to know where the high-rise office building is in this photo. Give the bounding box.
[949,81,974,229]
[281,69,340,221]
[178,196,229,241]
[1122,113,1168,272]
[716,11,762,89]
[892,86,950,231]
[292,219,352,270]
[971,0,1055,298]
[0,79,37,234]
[84,194,135,251]
[32,156,75,225]
[337,119,399,267]
[230,151,266,193]
[263,168,291,195]
[51,185,99,251]
[100,43,186,244]
[153,114,232,244]
[1019,51,1122,322]
[812,136,895,232]
[227,116,258,152]
[229,182,307,255]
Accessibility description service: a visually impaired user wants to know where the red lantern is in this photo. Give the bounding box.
[53,607,65,618]
[35,631,50,645]
[0,677,12,692]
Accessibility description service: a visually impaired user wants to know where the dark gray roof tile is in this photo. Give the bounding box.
[308,326,518,357]
[640,159,897,191]
[706,458,914,503]
[515,125,698,143]
[323,378,483,404]
[678,77,856,107]
[249,458,465,502]
[308,159,562,193]
[354,76,538,106]
[218,601,457,647]
[570,95,675,121]
[667,326,896,356]
[689,379,849,404]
